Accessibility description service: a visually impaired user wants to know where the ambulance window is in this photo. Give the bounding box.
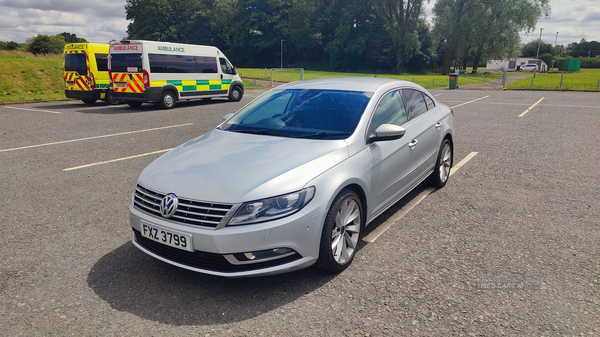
[95,54,108,72]
[110,53,142,73]
[167,55,195,73]
[149,54,167,73]
[65,54,87,75]
[219,58,234,74]
[194,57,218,73]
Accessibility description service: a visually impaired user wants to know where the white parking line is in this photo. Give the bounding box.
[2,106,61,114]
[450,96,489,109]
[518,97,545,117]
[63,149,172,171]
[0,123,193,153]
[362,151,479,243]
[433,94,441,97]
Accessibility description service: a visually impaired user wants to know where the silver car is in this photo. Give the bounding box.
[129,78,454,277]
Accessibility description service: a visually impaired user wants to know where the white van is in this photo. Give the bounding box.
[108,40,244,109]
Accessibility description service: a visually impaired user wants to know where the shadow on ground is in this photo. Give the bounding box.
[87,242,337,326]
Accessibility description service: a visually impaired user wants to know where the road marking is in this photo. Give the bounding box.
[539,104,600,109]
[0,123,193,153]
[450,95,489,109]
[433,94,441,97]
[63,149,172,171]
[518,97,545,117]
[362,151,478,243]
[2,106,61,114]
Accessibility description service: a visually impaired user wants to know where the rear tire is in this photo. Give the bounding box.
[82,99,96,105]
[228,86,243,102]
[127,101,143,108]
[104,91,120,105]
[159,91,176,109]
[429,138,453,188]
[316,189,363,273]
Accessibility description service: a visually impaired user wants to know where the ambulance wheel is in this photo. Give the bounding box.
[82,99,96,105]
[159,91,176,109]
[105,92,120,105]
[127,101,143,108]
[228,86,243,102]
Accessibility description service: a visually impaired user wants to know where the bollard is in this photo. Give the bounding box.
[270,68,274,86]
[597,79,599,90]
[253,78,256,85]
[502,70,507,88]
[264,68,267,79]
[432,78,435,88]
[412,78,415,83]
[560,72,564,88]
[301,69,304,81]
[530,76,534,88]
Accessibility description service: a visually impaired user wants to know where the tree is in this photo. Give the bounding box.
[521,39,553,57]
[59,32,88,43]
[538,52,553,69]
[371,0,427,73]
[433,0,550,74]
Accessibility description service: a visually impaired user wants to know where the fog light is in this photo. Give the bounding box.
[224,248,297,265]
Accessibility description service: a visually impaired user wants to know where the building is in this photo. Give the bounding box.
[486,58,548,71]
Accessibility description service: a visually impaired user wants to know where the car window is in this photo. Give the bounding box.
[402,89,428,120]
[424,94,435,111]
[367,90,408,137]
[222,89,373,139]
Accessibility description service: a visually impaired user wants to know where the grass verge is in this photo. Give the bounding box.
[506,69,600,91]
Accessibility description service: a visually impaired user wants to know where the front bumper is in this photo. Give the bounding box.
[129,203,324,277]
[65,89,107,100]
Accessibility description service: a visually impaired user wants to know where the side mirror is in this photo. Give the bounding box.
[369,124,405,143]
[223,113,234,121]
[232,67,237,75]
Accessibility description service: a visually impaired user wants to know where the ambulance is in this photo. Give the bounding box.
[63,43,119,104]
[108,40,244,109]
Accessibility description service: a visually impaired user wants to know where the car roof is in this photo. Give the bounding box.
[277,77,425,93]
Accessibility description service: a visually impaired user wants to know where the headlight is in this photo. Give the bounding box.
[227,187,316,226]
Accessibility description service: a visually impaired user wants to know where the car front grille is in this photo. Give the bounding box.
[133,184,236,229]
[133,229,301,272]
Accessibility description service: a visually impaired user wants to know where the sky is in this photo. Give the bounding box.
[0,0,598,47]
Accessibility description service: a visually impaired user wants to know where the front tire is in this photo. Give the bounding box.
[159,90,176,109]
[228,86,243,102]
[316,189,363,273]
[82,99,96,105]
[429,138,453,188]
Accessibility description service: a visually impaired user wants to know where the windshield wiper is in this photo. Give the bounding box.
[229,129,286,137]
[292,131,352,139]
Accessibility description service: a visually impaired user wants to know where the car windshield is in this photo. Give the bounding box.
[220,89,373,139]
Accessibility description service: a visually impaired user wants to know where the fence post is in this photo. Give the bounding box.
[530,76,534,88]
[597,79,599,90]
[502,70,507,88]
[301,69,304,81]
[560,72,564,88]
[412,78,415,83]
[432,78,435,88]
[270,68,274,86]
[264,68,267,79]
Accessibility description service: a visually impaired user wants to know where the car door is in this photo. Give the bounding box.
[401,89,443,186]
[366,89,414,216]
[219,57,236,88]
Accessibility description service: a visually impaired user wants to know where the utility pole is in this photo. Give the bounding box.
[280,39,285,74]
[534,28,544,78]
[551,32,558,71]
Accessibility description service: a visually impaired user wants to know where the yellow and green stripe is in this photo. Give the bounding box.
[150,79,233,92]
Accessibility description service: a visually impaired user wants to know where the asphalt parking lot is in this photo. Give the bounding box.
[1,87,599,336]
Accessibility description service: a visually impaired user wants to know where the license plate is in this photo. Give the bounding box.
[115,82,127,89]
[140,222,193,252]
[67,81,74,86]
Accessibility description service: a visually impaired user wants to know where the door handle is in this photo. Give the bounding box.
[408,139,418,148]
[435,122,442,129]
[221,74,224,80]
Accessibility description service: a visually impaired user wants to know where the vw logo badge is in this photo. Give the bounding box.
[160,193,178,218]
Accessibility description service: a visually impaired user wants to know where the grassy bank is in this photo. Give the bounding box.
[0,51,65,103]
[506,69,600,91]
[238,68,491,89]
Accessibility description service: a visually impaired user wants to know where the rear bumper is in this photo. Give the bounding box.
[65,89,107,100]
[112,87,161,102]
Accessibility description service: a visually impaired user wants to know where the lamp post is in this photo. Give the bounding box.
[551,32,558,71]
[534,28,544,77]
[280,39,285,74]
